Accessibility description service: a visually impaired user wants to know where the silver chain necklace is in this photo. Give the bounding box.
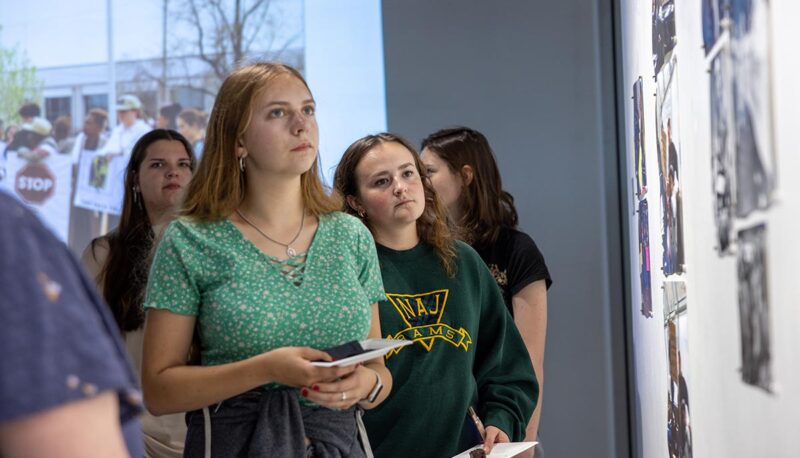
[235,208,305,257]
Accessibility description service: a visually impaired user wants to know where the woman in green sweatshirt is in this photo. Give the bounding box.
[334,133,538,458]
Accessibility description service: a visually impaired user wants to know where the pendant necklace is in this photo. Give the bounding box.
[235,208,305,257]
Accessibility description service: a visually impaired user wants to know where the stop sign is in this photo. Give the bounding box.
[16,161,56,204]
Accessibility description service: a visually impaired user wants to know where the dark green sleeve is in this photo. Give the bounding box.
[467,244,539,441]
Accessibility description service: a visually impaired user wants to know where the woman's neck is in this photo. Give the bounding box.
[238,174,305,225]
[372,223,419,251]
[447,201,465,226]
[84,133,100,150]
[147,205,174,231]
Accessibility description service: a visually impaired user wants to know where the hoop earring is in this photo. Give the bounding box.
[133,186,143,210]
[239,157,246,172]
[358,209,366,219]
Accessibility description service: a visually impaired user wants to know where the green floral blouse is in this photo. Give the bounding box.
[144,211,385,369]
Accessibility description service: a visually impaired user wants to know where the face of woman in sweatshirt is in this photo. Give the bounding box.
[351,141,426,237]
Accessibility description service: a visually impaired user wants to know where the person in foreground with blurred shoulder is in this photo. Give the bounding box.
[141,62,390,457]
[333,133,538,458]
[421,127,552,457]
[0,190,143,457]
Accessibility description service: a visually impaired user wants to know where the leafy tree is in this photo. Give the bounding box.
[0,27,42,125]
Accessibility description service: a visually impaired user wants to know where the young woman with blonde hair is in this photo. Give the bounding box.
[142,63,391,457]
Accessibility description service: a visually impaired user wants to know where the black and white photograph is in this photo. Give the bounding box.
[652,0,676,74]
[638,199,653,318]
[702,0,728,54]
[634,77,648,200]
[736,224,773,392]
[663,281,692,458]
[709,48,735,254]
[730,0,776,217]
[656,57,685,276]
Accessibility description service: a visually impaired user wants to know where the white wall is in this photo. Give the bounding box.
[618,1,800,456]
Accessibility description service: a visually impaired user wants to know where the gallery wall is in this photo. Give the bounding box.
[617,0,800,456]
[381,1,628,457]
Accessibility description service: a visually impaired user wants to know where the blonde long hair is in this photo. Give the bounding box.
[181,62,340,221]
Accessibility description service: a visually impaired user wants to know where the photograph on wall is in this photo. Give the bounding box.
[730,0,776,217]
[736,224,772,392]
[663,281,693,458]
[709,47,735,254]
[702,0,729,54]
[638,199,653,318]
[655,57,685,276]
[634,77,648,199]
[652,0,676,74]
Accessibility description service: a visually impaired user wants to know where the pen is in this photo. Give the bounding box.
[468,406,487,442]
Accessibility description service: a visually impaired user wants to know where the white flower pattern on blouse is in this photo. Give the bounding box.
[144,212,385,370]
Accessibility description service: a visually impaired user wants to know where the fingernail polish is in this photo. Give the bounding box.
[301,388,309,397]
[312,385,320,391]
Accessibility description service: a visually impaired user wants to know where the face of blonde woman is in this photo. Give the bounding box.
[237,74,319,178]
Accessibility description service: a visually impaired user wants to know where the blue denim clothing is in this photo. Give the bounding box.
[0,191,143,457]
[184,389,366,458]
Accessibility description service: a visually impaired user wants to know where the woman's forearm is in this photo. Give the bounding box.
[512,280,548,441]
[143,353,270,415]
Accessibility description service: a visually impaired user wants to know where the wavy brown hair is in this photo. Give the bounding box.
[420,127,519,247]
[333,133,457,276]
[181,62,340,221]
[90,129,196,332]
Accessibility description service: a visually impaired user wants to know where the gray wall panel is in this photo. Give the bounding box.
[381,1,627,456]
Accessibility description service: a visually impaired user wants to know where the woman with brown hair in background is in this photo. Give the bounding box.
[421,127,552,458]
[82,128,196,457]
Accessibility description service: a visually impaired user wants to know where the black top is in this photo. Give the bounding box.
[473,226,552,315]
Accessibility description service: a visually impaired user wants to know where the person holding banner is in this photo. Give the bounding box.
[82,129,196,458]
[68,109,109,255]
[103,95,152,161]
[141,62,390,457]
[3,118,74,242]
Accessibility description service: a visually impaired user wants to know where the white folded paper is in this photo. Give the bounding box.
[451,441,538,458]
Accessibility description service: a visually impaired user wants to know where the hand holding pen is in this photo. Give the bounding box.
[469,406,511,455]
